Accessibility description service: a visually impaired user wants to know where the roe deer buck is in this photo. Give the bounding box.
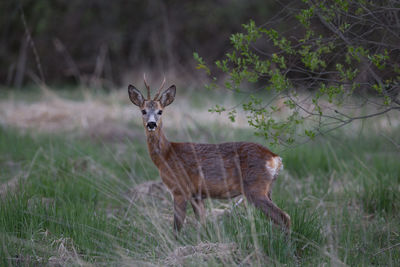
[128,77,290,233]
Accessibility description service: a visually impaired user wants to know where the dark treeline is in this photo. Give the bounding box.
[0,0,285,88]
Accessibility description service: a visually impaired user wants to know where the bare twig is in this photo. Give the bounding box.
[19,3,46,85]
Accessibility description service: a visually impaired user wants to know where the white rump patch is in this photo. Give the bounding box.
[266,156,283,178]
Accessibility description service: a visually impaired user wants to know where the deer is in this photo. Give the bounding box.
[128,76,291,234]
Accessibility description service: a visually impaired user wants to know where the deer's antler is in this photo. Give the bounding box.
[153,76,166,100]
[143,73,151,100]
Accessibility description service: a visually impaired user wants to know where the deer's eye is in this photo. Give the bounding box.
[158,110,162,115]
[141,110,147,115]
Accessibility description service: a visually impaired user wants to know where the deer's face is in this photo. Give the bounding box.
[128,84,176,133]
[141,100,163,132]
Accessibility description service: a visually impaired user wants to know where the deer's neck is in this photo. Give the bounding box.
[145,127,171,167]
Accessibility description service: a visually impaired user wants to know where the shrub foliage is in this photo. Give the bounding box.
[196,0,400,145]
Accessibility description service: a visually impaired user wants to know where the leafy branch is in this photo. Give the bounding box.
[195,0,400,145]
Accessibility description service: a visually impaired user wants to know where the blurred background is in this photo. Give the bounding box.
[1,0,288,89]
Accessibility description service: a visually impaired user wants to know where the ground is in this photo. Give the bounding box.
[0,87,399,266]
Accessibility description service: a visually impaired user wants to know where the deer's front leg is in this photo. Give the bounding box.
[191,197,205,224]
[173,195,187,233]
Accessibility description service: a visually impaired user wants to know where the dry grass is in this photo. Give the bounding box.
[0,92,133,133]
[1,88,398,147]
[0,88,251,136]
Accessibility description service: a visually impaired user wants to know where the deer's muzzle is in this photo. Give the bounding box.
[147,122,157,131]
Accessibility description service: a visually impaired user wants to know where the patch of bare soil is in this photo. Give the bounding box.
[102,180,174,224]
[124,180,241,212]
[164,242,238,266]
[125,180,172,207]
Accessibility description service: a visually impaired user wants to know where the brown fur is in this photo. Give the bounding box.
[128,84,290,233]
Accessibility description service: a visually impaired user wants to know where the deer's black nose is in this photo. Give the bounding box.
[147,122,157,129]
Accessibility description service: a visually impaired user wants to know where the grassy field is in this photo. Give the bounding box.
[0,88,399,266]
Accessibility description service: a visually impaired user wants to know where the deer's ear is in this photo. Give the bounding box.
[160,85,176,107]
[128,85,144,107]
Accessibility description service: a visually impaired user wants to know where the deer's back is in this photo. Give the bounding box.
[161,141,281,198]
[170,141,278,165]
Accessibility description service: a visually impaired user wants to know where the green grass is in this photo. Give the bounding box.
[0,127,157,265]
[0,96,399,265]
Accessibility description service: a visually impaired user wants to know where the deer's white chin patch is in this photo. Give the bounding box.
[147,127,156,132]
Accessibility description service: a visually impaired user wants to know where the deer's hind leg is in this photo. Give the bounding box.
[244,181,291,231]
